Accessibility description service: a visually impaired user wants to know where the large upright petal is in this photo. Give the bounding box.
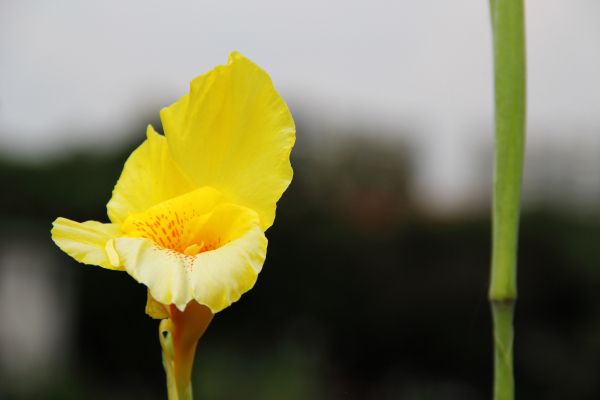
[160,52,295,231]
[107,125,195,224]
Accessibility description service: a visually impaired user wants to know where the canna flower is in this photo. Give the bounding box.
[51,52,295,398]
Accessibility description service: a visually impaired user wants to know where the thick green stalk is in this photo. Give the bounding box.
[488,0,526,399]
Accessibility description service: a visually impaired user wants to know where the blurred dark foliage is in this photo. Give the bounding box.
[0,121,599,400]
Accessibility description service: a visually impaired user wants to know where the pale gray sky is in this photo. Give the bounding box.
[1,0,599,209]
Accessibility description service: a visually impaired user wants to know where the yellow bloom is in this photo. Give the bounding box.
[51,52,295,314]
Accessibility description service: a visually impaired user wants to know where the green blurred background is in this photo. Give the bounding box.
[1,120,599,399]
[1,1,599,399]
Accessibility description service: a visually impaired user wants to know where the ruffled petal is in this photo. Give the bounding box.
[160,52,295,231]
[187,203,267,311]
[107,125,195,224]
[189,224,267,313]
[114,203,267,313]
[113,237,192,309]
[51,217,122,270]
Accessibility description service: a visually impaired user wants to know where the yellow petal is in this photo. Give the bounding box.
[51,217,123,270]
[189,223,267,312]
[114,202,267,313]
[107,125,195,224]
[160,51,295,231]
[146,290,170,319]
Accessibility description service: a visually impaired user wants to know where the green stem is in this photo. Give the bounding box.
[488,0,526,399]
[491,301,515,400]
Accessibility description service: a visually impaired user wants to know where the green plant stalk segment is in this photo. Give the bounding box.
[489,0,526,399]
[492,302,515,400]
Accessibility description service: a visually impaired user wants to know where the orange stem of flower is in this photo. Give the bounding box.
[160,302,213,400]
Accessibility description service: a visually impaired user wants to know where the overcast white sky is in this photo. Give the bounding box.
[1,0,599,209]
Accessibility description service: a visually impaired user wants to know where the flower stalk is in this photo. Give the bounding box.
[160,302,213,400]
[488,0,526,399]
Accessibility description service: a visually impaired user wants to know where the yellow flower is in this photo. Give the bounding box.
[51,52,295,315]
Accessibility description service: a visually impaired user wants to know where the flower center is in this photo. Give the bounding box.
[121,187,227,255]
